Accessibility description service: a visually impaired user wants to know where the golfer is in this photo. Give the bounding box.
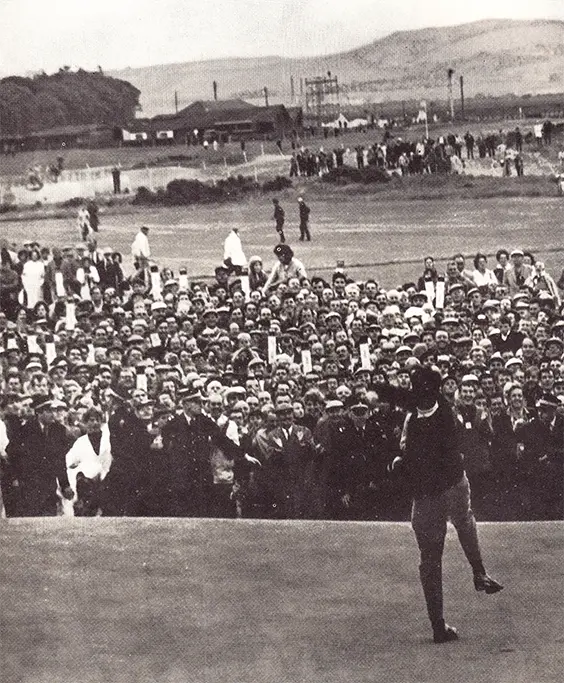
[391,366,503,643]
[272,199,285,243]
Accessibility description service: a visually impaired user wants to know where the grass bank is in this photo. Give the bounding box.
[1,171,560,225]
[312,172,560,201]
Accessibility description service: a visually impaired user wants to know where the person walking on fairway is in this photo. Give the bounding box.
[272,198,285,243]
[390,366,503,643]
[297,197,311,241]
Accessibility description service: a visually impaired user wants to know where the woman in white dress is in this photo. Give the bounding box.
[471,252,497,294]
[21,248,45,309]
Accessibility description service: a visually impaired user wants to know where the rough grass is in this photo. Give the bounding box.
[1,193,563,288]
[0,519,562,683]
[312,173,559,201]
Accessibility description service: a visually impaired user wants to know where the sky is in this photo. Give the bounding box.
[1,0,563,75]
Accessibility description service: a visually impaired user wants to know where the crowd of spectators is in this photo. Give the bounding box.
[288,126,542,178]
[0,234,563,522]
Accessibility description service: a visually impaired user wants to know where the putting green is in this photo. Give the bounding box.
[1,519,562,683]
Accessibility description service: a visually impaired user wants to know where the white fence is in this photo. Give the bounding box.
[1,165,205,206]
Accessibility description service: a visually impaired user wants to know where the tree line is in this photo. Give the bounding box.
[0,68,141,136]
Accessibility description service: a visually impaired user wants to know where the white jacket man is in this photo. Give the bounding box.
[223,227,247,270]
[65,413,112,515]
[131,226,151,263]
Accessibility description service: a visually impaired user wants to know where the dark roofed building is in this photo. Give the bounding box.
[123,99,301,145]
[16,123,117,151]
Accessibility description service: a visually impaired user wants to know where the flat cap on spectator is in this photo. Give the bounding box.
[512,292,530,302]
[178,386,204,401]
[505,358,523,369]
[25,359,43,372]
[536,394,559,409]
[395,345,412,356]
[488,352,503,363]
[31,396,53,412]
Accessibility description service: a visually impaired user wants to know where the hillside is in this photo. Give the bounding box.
[110,19,564,117]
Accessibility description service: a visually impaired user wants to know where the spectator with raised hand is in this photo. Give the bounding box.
[262,244,307,295]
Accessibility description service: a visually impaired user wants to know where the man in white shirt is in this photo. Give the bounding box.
[0,414,8,518]
[131,226,151,269]
[77,206,91,241]
[223,226,247,275]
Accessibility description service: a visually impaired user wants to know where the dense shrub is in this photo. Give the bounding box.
[322,165,390,185]
[134,175,263,206]
[132,186,156,205]
[60,196,88,208]
[262,175,293,192]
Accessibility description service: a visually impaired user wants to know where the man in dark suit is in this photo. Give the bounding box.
[516,394,563,520]
[297,196,311,242]
[326,397,390,520]
[6,396,73,516]
[272,198,286,243]
[489,316,524,354]
[261,400,317,519]
[160,385,259,517]
[105,393,156,516]
[97,247,122,291]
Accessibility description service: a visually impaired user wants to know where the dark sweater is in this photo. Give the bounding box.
[403,401,464,499]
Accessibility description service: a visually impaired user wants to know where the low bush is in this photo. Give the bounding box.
[322,165,391,185]
[60,196,87,208]
[134,175,266,206]
[262,175,293,192]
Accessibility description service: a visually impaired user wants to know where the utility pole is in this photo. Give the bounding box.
[264,86,269,107]
[459,76,465,120]
[290,76,295,104]
[447,68,455,122]
[213,81,218,101]
[174,91,178,114]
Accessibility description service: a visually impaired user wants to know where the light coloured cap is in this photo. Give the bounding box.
[505,358,523,368]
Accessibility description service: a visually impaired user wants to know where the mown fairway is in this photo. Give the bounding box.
[0,519,562,683]
[1,194,562,287]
